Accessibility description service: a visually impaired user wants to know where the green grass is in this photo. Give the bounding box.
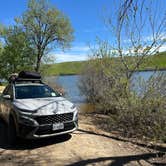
[44,61,86,76]
[44,52,166,76]
[140,52,166,70]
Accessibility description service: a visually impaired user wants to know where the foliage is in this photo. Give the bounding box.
[0,42,3,54]
[17,0,73,72]
[79,42,166,142]
[0,26,35,79]
[110,72,166,141]
[0,25,3,56]
[79,0,166,142]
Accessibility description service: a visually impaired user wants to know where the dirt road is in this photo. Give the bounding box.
[0,114,165,166]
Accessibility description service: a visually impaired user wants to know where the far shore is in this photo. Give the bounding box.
[131,68,166,72]
[47,68,166,77]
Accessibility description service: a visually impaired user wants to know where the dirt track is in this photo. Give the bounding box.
[0,114,165,166]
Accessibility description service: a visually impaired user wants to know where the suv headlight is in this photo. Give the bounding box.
[71,104,76,110]
[73,109,78,121]
[16,107,37,115]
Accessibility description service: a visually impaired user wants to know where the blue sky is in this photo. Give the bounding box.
[0,0,165,62]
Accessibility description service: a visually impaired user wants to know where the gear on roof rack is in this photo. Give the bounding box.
[9,73,18,82]
[9,71,42,83]
[18,71,41,79]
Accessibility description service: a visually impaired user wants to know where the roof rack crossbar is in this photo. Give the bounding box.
[16,78,42,81]
[9,78,42,84]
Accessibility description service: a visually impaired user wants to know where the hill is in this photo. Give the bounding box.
[44,61,86,76]
[44,52,166,76]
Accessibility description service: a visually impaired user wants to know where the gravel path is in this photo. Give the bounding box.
[0,114,165,166]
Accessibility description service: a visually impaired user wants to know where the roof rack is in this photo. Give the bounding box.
[8,71,42,84]
[16,78,42,83]
[9,77,42,84]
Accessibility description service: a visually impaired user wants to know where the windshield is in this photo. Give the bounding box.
[15,84,61,99]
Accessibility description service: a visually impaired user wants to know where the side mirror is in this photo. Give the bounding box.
[3,95,11,100]
[60,93,63,96]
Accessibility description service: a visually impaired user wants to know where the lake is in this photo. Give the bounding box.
[54,75,85,103]
[52,70,166,104]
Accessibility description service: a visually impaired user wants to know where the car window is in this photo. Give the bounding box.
[15,84,61,99]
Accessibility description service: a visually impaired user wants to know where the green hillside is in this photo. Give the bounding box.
[140,52,166,70]
[44,61,86,76]
[45,52,166,76]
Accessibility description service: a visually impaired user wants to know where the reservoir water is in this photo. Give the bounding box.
[52,70,166,103]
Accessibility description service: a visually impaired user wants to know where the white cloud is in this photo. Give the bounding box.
[158,44,166,52]
[123,33,166,44]
[49,44,90,63]
[123,43,166,55]
[70,46,90,52]
[143,33,166,42]
[48,41,166,63]
[53,53,88,63]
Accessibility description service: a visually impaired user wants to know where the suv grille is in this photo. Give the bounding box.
[36,122,76,135]
[34,113,73,125]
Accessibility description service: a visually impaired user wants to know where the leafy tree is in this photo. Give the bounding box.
[0,25,4,55]
[17,0,73,72]
[104,0,166,78]
[0,26,35,79]
[0,42,3,55]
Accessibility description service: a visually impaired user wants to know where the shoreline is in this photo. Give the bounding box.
[47,73,80,76]
[47,68,166,76]
[131,68,166,72]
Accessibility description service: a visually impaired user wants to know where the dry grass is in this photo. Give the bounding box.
[0,86,5,94]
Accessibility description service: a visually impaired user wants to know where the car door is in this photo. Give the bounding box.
[0,85,13,122]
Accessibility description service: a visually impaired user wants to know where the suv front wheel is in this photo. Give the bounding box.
[7,116,17,146]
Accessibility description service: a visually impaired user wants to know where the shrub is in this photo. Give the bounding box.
[79,54,166,142]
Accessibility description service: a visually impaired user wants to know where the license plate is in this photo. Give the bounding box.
[52,123,64,131]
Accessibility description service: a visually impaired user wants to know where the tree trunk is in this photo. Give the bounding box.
[35,48,44,72]
[35,56,41,72]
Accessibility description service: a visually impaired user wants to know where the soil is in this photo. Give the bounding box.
[0,113,165,166]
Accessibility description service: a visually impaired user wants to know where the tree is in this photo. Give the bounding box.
[0,42,3,55]
[0,25,4,55]
[105,0,166,78]
[0,26,35,79]
[17,0,73,72]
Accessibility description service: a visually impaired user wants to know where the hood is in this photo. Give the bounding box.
[13,97,75,115]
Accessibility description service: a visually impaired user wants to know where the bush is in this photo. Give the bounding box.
[79,51,166,142]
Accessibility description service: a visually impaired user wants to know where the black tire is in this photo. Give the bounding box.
[7,117,17,146]
[0,119,7,146]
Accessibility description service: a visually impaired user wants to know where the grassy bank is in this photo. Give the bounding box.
[44,61,86,76]
[140,52,166,70]
[44,52,166,76]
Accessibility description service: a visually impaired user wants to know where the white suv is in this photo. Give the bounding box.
[0,71,78,143]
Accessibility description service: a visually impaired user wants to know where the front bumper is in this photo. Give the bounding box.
[18,113,78,139]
